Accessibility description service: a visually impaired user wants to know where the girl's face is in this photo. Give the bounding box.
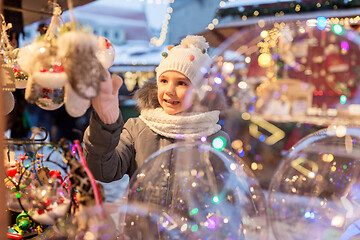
[157,71,193,115]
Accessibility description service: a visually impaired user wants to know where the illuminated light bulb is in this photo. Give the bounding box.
[200,136,207,142]
[341,41,349,51]
[191,225,198,232]
[222,62,234,73]
[212,137,226,150]
[212,196,219,203]
[316,16,328,30]
[258,53,272,67]
[241,112,251,120]
[340,95,347,104]
[189,208,199,215]
[335,125,347,138]
[231,139,243,149]
[260,30,268,38]
[214,76,223,85]
[332,24,343,35]
[238,81,247,89]
[251,162,258,170]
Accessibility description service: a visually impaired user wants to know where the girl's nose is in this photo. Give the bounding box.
[165,82,176,95]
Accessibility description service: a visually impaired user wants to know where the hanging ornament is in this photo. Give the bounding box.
[0,14,19,91]
[18,41,64,103]
[35,87,64,111]
[3,91,15,115]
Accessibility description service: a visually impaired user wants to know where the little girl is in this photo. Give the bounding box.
[83,35,230,183]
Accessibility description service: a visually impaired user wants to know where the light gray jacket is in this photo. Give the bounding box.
[83,79,231,183]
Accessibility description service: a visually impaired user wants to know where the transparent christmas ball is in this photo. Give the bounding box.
[96,36,115,69]
[268,126,360,240]
[126,141,268,239]
[27,176,70,225]
[35,87,64,110]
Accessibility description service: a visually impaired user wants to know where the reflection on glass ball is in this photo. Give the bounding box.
[5,176,31,212]
[127,142,267,239]
[58,205,117,240]
[35,87,64,110]
[96,36,115,69]
[268,126,360,240]
[4,164,34,212]
[117,202,191,239]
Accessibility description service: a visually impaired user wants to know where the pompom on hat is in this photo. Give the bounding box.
[156,35,211,87]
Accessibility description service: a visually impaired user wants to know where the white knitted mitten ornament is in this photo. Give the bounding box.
[57,31,108,99]
[91,73,123,124]
[64,83,90,118]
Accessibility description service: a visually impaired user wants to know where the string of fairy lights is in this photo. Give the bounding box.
[150,2,174,46]
[124,0,174,46]
[206,0,360,30]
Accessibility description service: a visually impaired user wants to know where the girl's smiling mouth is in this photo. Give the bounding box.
[164,99,180,104]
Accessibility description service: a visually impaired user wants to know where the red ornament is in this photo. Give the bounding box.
[49,170,63,183]
[37,209,45,215]
[189,54,195,61]
[6,167,18,178]
[104,38,112,49]
[52,63,65,73]
[43,199,51,207]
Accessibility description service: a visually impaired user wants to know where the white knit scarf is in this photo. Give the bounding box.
[139,108,221,139]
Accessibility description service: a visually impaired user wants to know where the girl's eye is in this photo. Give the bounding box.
[178,81,188,86]
[160,79,167,83]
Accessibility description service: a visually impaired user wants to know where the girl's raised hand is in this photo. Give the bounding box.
[91,72,123,124]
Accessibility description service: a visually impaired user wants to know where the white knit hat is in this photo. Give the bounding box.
[156,35,211,87]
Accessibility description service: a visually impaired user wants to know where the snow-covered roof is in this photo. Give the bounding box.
[112,41,166,66]
[60,1,151,41]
